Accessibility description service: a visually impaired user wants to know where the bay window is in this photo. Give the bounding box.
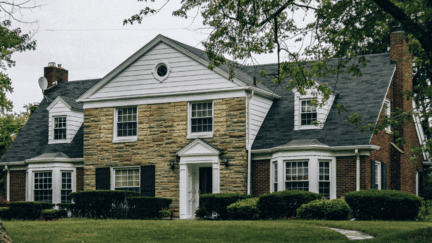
[285,161,309,191]
[34,172,53,203]
[319,161,330,199]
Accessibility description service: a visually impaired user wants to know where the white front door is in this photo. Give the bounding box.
[187,165,198,218]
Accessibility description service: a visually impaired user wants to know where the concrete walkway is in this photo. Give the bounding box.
[321,226,375,240]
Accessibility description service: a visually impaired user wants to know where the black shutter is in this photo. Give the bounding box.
[96,167,110,190]
[371,160,376,189]
[141,165,155,197]
[381,163,387,190]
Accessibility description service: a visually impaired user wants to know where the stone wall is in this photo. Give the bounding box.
[83,97,247,214]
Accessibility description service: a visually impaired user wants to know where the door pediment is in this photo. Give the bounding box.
[177,139,221,157]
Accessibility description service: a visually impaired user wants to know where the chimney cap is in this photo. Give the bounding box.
[58,64,62,68]
[48,62,56,67]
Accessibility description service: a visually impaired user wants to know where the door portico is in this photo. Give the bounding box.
[177,139,221,219]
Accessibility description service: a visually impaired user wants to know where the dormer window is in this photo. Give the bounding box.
[54,116,67,140]
[301,100,317,126]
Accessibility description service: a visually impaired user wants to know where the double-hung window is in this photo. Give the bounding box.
[301,100,317,126]
[114,168,140,193]
[54,116,67,140]
[319,161,330,199]
[285,161,309,191]
[34,172,53,203]
[188,101,213,138]
[375,161,381,189]
[61,172,72,203]
[114,107,138,142]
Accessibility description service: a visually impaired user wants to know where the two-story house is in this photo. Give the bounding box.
[0,31,427,219]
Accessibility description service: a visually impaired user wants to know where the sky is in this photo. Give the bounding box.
[5,0,288,114]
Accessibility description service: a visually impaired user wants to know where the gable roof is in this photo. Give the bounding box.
[0,79,100,163]
[46,96,83,112]
[77,34,278,102]
[240,53,396,150]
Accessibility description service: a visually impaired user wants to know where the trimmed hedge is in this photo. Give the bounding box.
[257,190,322,219]
[0,207,10,220]
[8,202,54,220]
[58,203,78,218]
[128,197,172,219]
[227,198,260,220]
[200,193,252,219]
[345,189,423,220]
[296,199,351,220]
[70,190,140,219]
[41,209,67,220]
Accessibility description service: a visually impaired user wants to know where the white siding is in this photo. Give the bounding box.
[48,101,84,144]
[249,95,273,146]
[89,43,238,100]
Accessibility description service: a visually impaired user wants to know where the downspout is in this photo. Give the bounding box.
[247,90,254,195]
[355,149,360,191]
[5,165,9,201]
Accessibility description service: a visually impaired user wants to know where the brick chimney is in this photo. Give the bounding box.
[44,62,68,91]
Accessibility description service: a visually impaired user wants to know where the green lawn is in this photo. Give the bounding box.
[3,218,432,243]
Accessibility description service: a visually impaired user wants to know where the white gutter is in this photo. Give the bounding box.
[247,91,254,195]
[355,149,360,191]
[25,158,84,163]
[5,165,9,201]
[78,86,281,103]
[252,144,380,154]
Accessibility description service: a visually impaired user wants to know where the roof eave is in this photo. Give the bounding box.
[251,144,380,154]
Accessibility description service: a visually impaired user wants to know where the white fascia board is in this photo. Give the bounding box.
[24,158,84,163]
[369,66,397,144]
[177,139,221,156]
[46,96,71,111]
[77,35,278,102]
[252,144,380,154]
[412,100,429,160]
[0,161,26,166]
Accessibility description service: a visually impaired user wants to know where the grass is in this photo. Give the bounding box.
[2,218,432,243]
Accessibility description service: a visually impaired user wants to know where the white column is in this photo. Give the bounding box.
[277,159,283,191]
[6,168,10,201]
[356,149,360,191]
[179,164,187,219]
[52,169,60,207]
[309,158,319,194]
[331,158,337,199]
[212,162,220,193]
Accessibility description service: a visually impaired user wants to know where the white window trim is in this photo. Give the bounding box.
[416,171,419,196]
[270,155,336,199]
[27,167,76,209]
[299,99,318,128]
[375,161,381,190]
[51,116,68,144]
[270,161,278,193]
[152,59,171,82]
[284,160,310,191]
[60,170,74,204]
[112,107,138,143]
[318,160,331,199]
[186,101,214,139]
[385,99,391,133]
[110,166,141,191]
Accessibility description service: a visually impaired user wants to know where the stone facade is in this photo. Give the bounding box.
[83,97,247,214]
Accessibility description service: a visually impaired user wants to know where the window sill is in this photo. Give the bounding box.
[186,132,213,139]
[49,139,70,144]
[296,125,322,130]
[112,137,138,143]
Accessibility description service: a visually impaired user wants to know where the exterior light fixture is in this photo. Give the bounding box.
[223,157,229,167]
[170,160,175,170]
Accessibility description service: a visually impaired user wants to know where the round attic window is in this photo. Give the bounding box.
[152,60,171,82]
[157,64,168,77]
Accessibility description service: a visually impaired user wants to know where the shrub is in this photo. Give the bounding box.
[58,203,79,218]
[128,197,172,219]
[345,189,423,220]
[41,209,67,220]
[70,190,139,219]
[159,208,175,218]
[257,190,321,219]
[227,198,260,220]
[8,201,54,220]
[0,207,10,220]
[200,193,252,219]
[296,199,350,220]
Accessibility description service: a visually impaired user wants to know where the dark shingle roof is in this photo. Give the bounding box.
[240,53,395,150]
[162,36,274,94]
[60,96,83,111]
[0,79,100,162]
